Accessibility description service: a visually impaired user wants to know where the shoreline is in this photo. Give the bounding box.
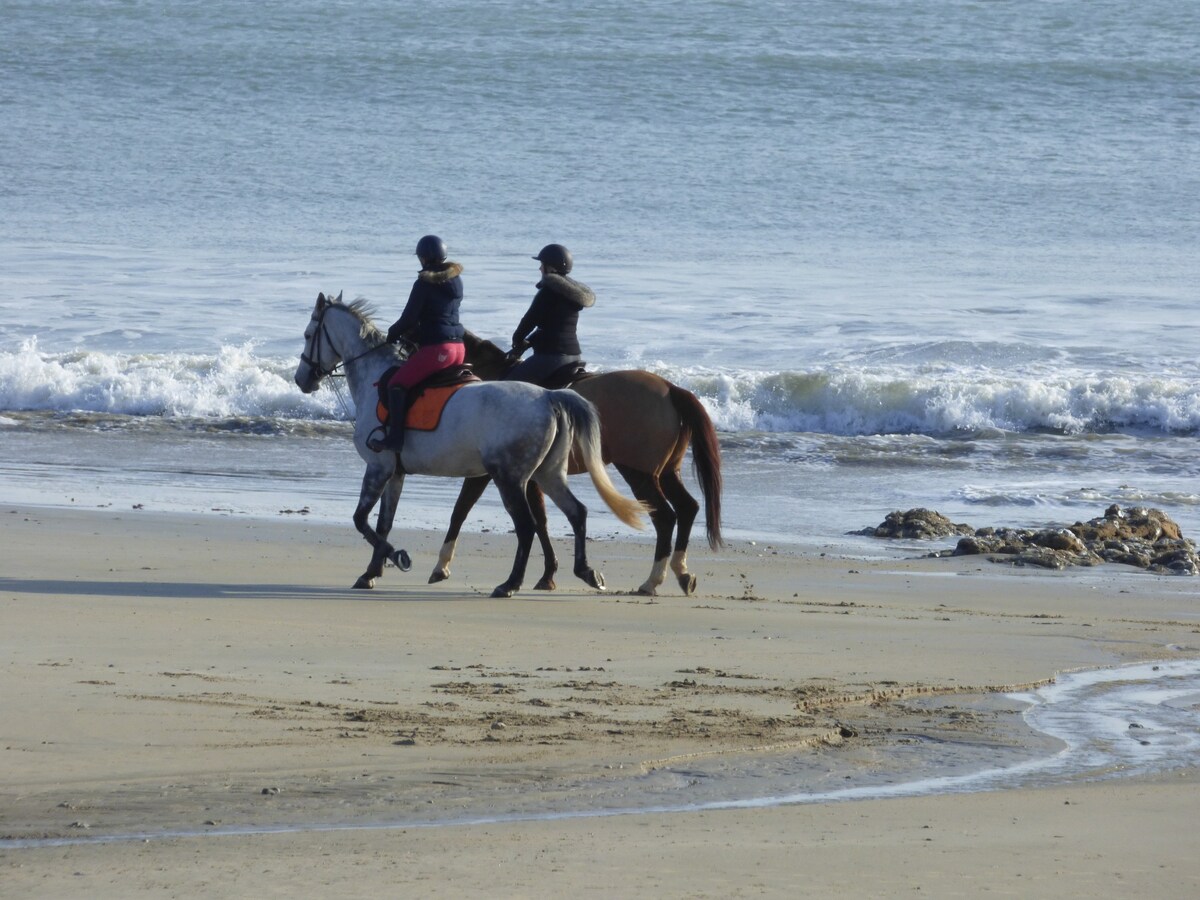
[3,504,1199,896]
[9,658,1198,853]
[10,415,1200,559]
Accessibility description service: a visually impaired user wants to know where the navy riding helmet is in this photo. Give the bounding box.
[415,234,447,265]
[533,243,572,275]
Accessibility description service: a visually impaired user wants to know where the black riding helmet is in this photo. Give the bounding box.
[415,234,448,266]
[533,243,572,275]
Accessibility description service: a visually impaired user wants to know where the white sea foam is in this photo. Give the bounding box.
[0,339,337,422]
[5,341,1200,439]
[671,367,1200,437]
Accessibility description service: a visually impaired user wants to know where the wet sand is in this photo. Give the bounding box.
[2,504,1199,897]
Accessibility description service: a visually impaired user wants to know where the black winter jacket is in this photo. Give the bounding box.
[387,261,465,346]
[512,273,596,356]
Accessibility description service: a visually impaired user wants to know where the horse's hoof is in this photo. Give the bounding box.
[533,577,557,591]
[633,585,657,597]
[678,573,697,595]
[389,549,412,572]
[578,568,606,591]
[491,584,516,598]
[353,576,376,590]
[428,569,449,584]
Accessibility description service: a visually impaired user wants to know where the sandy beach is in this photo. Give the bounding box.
[3,503,1199,898]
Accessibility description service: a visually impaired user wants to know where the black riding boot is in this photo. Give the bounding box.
[369,385,408,454]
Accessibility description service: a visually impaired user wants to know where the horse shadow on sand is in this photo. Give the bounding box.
[0,577,548,604]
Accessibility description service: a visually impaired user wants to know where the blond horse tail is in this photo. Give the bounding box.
[552,391,646,530]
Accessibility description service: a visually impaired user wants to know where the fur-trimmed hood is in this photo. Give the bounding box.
[418,261,464,284]
[539,272,595,309]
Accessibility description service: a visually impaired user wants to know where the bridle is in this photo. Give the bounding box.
[300,295,394,383]
[299,297,343,382]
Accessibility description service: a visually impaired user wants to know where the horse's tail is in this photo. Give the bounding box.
[551,391,647,531]
[668,384,724,550]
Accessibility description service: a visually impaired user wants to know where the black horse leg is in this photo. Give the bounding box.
[355,473,406,589]
[429,475,492,584]
[534,473,604,591]
[490,475,537,599]
[355,494,393,589]
[351,466,408,589]
[659,467,700,595]
[616,464,677,595]
[526,483,560,590]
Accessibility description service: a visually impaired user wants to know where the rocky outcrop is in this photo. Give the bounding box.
[852,508,975,540]
[854,504,1199,575]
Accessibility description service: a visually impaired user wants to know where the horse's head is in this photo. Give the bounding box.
[462,330,516,380]
[294,291,344,393]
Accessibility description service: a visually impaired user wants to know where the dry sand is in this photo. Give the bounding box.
[2,504,1199,898]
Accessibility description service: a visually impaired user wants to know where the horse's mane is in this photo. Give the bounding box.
[338,296,388,346]
[326,302,509,367]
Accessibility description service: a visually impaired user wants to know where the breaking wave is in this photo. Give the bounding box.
[4,340,1200,438]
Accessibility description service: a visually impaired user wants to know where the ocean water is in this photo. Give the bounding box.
[3,0,1200,551]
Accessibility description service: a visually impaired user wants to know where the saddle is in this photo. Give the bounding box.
[376,365,480,432]
[537,361,592,390]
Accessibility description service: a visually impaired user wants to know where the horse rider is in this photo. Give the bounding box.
[368,234,465,454]
[505,243,595,385]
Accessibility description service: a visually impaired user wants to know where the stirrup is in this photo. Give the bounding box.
[367,427,401,453]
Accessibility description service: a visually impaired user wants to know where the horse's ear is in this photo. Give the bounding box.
[317,291,326,304]
[336,290,343,303]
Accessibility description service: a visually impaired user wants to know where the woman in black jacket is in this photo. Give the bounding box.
[369,235,465,453]
[506,243,595,385]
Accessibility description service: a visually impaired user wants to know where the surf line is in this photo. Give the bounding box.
[3,658,1198,850]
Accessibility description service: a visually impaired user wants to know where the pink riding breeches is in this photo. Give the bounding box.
[387,342,466,388]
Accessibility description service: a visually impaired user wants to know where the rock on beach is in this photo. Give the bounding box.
[852,508,975,541]
[856,504,1200,575]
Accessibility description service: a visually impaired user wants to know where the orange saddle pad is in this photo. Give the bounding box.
[377,383,472,433]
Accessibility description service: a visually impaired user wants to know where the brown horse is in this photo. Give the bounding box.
[428,331,723,595]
